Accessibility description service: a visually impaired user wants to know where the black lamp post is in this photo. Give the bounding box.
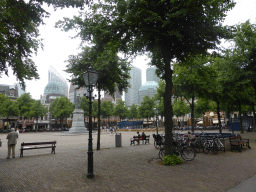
[83,70,99,179]
[154,108,159,135]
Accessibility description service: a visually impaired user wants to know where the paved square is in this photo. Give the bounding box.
[0,130,255,192]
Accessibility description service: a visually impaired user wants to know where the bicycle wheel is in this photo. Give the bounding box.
[154,140,160,149]
[159,148,166,160]
[203,143,210,154]
[212,143,218,154]
[192,141,202,153]
[180,146,196,161]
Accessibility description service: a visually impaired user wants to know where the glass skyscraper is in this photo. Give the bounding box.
[146,66,160,84]
[44,66,68,97]
[125,66,142,107]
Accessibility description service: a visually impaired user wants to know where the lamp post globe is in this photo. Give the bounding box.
[83,70,99,179]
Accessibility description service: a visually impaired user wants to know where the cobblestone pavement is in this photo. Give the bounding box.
[0,130,256,192]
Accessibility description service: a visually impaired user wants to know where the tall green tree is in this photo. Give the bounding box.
[194,98,216,118]
[25,100,47,131]
[49,97,75,130]
[114,100,128,121]
[173,55,213,132]
[57,0,235,155]
[231,21,256,131]
[101,100,114,126]
[138,96,155,128]
[0,0,86,87]
[128,103,139,120]
[154,80,166,119]
[0,94,19,129]
[16,93,34,118]
[173,98,189,126]
[63,46,130,150]
[92,100,98,125]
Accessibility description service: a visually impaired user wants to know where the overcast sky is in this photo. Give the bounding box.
[1,0,256,100]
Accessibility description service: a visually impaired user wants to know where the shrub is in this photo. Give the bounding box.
[162,154,183,166]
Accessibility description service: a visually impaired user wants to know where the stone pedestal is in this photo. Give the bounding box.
[69,109,88,133]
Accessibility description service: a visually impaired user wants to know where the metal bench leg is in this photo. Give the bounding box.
[20,149,23,157]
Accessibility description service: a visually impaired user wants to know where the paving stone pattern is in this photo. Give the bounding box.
[0,130,256,192]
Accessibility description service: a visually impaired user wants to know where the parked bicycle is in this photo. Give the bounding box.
[159,140,197,161]
[203,135,225,154]
[153,134,165,149]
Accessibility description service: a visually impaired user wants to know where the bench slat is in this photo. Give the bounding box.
[21,141,56,146]
[20,141,56,157]
[22,146,55,150]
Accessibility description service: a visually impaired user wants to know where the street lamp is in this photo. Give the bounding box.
[154,108,158,135]
[83,70,99,179]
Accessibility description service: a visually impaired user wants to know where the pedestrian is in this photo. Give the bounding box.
[16,128,20,138]
[6,128,19,159]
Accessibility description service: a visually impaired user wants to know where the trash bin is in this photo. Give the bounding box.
[115,133,122,147]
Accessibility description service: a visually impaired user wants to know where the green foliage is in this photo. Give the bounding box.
[80,96,89,117]
[101,100,114,119]
[0,94,19,118]
[138,96,155,119]
[0,0,87,87]
[114,100,128,121]
[0,0,49,87]
[16,93,34,116]
[64,46,131,97]
[57,0,235,155]
[49,97,75,120]
[194,98,216,118]
[162,155,183,166]
[92,100,98,119]
[173,98,189,118]
[128,103,139,120]
[25,100,47,120]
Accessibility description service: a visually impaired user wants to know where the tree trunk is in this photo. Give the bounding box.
[61,118,63,131]
[163,55,173,156]
[191,94,195,133]
[238,103,243,133]
[36,119,39,132]
[252,104,256,132]
[217,100,222,134]
[97,88,101,150]
[147,116,149,128]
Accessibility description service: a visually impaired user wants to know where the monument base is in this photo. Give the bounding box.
[69,109,88,133]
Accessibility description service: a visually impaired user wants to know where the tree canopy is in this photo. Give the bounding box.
[114,100,128,121]
[138,95,155,128]
[0,0,87,88]
[57,0,235,155]
[25,99,48,131]
[49,97,75,129]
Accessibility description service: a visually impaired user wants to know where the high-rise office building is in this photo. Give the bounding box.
[138,81,158,105]
[14,83,26,97]
[125,66,142,107]
[45,66,68,97]
[138,67,159,105]
[42,66,68,104]
[103,90,122,105]
[146,66,160,84]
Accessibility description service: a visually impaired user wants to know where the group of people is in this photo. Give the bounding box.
[0,128,20,159]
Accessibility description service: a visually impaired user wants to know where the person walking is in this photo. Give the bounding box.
[16,128,20,138]
[6,128,19,159]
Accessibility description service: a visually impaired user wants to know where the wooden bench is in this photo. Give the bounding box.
[229,135,251,152]
[20,141,57,157]
[130,135,150,145]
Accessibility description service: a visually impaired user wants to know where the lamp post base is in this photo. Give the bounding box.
[87,173,95,178]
